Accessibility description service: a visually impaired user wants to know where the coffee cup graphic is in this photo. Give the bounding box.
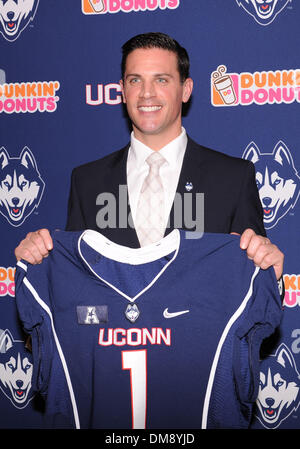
[212,66,236,105]
[88,0,105,12]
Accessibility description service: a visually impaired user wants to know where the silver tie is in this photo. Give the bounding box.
[135,152,166,246]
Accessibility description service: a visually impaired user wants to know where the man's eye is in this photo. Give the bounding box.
[157,78,167,83]
[129,78,140,84]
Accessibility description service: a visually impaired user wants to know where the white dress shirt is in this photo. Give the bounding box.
[127,127,188,229]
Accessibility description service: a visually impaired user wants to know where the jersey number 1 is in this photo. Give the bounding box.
[122,349,147,429]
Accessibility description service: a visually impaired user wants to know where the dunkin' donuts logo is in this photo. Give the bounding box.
[283,274,300,308]
[82,0,180,14]
[211,66,238,106]
[211,65,300,107]
[0,81,60,114]
[0,267,15,298]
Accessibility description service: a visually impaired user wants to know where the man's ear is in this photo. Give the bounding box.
[182,77,193,103]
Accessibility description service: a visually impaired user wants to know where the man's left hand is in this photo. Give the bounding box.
[231,228,284,280]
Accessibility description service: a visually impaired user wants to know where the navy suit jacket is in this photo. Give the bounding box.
[65,137,266,247]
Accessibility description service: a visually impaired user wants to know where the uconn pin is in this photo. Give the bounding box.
[185,182,193,191]
[125,304,140,323]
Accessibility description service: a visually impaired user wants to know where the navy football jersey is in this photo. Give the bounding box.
[15,230,282,429]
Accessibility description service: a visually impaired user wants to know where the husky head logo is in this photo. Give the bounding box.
[243,141,300,229]
[256,343,300,428]
[235,0,292,25]
[0,329,34,409]
[0,0,39,42]
[0,146,45,227]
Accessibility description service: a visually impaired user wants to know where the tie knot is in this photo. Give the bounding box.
[146,151,165,170]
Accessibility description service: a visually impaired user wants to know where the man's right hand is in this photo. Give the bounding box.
[15,229,53,264]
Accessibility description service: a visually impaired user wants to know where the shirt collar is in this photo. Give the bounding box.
[129,127,187,170]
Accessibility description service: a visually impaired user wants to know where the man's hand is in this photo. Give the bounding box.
[14,229,53,264]
[231,228,284,280]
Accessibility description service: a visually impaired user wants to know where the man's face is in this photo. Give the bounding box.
[120,48,193,150]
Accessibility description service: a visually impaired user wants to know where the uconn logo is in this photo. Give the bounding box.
[0,329,35,409]
[0,0,39,42]
[235,0,292,25]
[243,141,300,229]
[256,344,300,428]
[0,147,45,227]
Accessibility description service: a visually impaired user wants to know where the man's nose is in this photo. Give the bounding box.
[139,80,155,98]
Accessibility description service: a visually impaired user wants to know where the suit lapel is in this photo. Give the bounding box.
[165,137,206,235]
[103,144,141,248]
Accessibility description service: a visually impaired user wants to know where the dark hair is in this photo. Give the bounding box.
[121,32,190,83]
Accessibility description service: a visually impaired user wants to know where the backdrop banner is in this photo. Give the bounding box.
[0,0,299,429]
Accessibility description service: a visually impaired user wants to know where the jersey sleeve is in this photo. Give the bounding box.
[15,248,80,429]
[232,266,283,423]
[206,263,282,429]
[15,261,54,397]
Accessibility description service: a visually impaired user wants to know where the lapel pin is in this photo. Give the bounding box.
[185,182,193,192]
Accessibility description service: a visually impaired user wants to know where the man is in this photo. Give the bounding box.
[14,32,284,284]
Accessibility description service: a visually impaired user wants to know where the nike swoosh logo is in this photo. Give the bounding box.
[163,308,190,319]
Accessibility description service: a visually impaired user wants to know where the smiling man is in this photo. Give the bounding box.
[120,46,193,149]
[15,32,284,287]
